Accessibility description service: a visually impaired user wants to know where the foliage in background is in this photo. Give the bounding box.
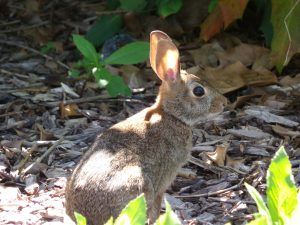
[270,0,300,73]
[245,146,300,225]
[71,35,149,97]
[86,0,182,47]
[203,0,300,73]
[201,0,249,41]
[74,194,182,225]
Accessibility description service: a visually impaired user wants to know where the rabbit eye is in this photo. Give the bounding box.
[193,86,205,97]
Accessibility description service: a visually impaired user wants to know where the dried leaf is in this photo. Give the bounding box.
[199,61,277,94]
[60,103,80,118]
[271,124,300,137]
[206,144,229,166]
[216,43,271,68]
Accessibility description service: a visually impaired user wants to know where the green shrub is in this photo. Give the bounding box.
[70,35,149,97]
[246,146,300,225]
[74,194,181,225]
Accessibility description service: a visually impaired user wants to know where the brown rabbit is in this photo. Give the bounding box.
[65,30,227,225]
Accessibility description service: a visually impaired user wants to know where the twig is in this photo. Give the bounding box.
[173,179,244,198]
[0,20,21,27]
[0,68,30,79]
[0,21,49,34]
[42,95,150,107]
[21,138,64,175]
[207,197,256,205]
[15,144,38,173]
[36,137,64,163]
[188,156,224,174]
[0,39,70,70]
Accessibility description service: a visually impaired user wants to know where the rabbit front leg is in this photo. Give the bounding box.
[147,193,163,224]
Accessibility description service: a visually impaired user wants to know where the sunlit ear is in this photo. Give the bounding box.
[150,30,172,75]
[155,39,180,81]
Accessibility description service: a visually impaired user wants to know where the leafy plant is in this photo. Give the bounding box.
[245,146,300,225]
[72,35,149,97]
[74,194,182,225]
[202,0,300,73]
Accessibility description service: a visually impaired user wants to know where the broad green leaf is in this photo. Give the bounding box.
[74,212,87,225]
[157,0,182,18]
[290,191,300,224]
[258,0,273,46]
[73,35,99,66]
[244,183,272,224]
[200,0,249,41]
[271,0,300,73]
[208,0,218,13]
[267,146,298,223]
[155,199,181,225]
[107,74,132,97]
[104,217,114,225]
[104,41,149,65]
[93,68,111,88]
[120,0,147,12]
[114,194,146,225]
[86,15,122,48]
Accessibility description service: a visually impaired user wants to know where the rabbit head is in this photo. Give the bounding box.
[150,30,227,126]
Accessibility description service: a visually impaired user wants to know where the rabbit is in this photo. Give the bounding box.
[65,30,227,225]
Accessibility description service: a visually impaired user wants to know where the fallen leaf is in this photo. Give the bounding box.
[188,42,224,67]
[271,124,300,137]
[199,61,277,94]
[216,43,271,68]
[60,103,80,118]
[279,73,300,86]
[206,144,229,166]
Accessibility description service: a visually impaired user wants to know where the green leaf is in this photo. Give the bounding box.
[104,41,149,65]
[259,0,273,47]
[244,183,272,224]
[74,212,87,225]
[120,0,147,12]
[208,0,218,13]
[73,35,99,66]
[93,68,110,88]
[267,146,298,223]
[155,199,181,225]
[107,74,132,97]
[86,15,122,48]
[114,194,147,225]
[271,0,300,73]
[93,68,131,97]
[157,0,183,18]
[68,69,81,78]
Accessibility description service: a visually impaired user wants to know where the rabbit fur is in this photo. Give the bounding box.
[65,30,227,225]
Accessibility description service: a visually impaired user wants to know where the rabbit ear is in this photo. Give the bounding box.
[150,30,171,75]
[150,31,180,81]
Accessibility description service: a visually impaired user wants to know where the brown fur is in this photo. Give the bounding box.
[65,31,227,225]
